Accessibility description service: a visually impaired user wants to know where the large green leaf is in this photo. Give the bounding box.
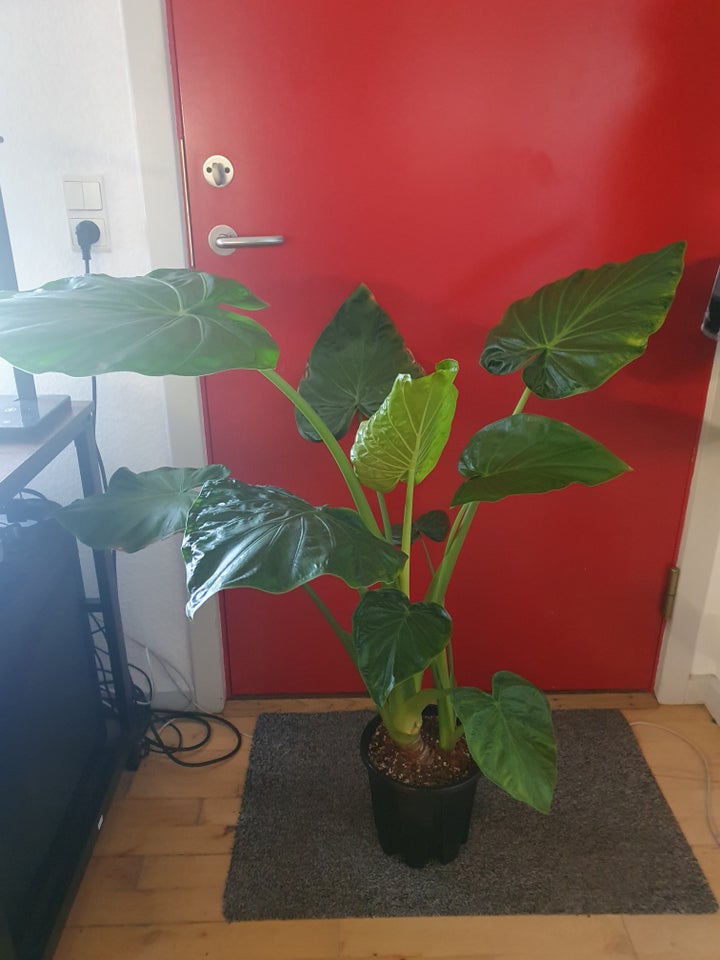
[56,465,230,552]
[296,284,424,440]
[452,414,630,505]
[480,242,685,398]
[351,360,459,493]
[0,270,277,376]
[451,673,557,813]
[183,478,405,616]
[352,589,452,707]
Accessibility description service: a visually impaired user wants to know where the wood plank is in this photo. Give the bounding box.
[225,693,658,716]
[54,920,343,960]
[65,887,225,926]
[550,692,657,710]
[223,696,374,717]
[622,911,720,959]
[626,720,720,783]
[692,845,720,895]
[93,798,202,856]
[337,916,636,958]
[92,821,235,858]
[200,796,242,827]
[137,854,229,891]
[127,749,247,799]
[649,776,720,847]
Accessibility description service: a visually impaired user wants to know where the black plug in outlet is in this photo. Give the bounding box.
[75,219,101,273]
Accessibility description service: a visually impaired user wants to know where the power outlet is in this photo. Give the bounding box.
[63,176,111,252]
[69,216,110,252]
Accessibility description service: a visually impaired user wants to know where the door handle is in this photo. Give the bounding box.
[208,224,285,256]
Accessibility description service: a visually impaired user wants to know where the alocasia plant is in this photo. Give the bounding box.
[0,241,685,814]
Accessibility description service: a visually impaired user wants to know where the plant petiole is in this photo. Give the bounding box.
[260,369,381,537]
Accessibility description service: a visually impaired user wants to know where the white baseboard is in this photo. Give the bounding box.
[685,674,720,724]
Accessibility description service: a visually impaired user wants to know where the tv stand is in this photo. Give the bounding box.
[0,401,140,960]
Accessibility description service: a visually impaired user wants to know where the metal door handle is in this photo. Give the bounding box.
[216,235,284,248]
[208,224,285,256]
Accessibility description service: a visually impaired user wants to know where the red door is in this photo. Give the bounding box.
[167,0,718,696]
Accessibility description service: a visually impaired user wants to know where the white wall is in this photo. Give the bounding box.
[0,0,214,707]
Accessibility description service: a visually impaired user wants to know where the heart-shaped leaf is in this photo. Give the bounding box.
[183,478,405,616]
[453,414,630,505]
[481,242,685,398]
[0,270,278,376]
[390,509,451,545]
[352,589,452,706]
[451,673,557,813]
[55,465,230,552]
[351,360,459,493]
[415,509,451,542]
[296,284,423,440]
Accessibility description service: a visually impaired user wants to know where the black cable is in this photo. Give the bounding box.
[18,487,49,500]
[92,627,242,767]
[90,375,109,492]
[74,223,109,493]
[142,710,243,767]
[75,220,100,277]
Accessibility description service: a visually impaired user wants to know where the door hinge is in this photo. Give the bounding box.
[662,565,680,620]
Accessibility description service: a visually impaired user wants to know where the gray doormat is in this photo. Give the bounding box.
[224,710,717,919]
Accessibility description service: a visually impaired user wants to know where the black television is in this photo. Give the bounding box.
[0,517,108,959]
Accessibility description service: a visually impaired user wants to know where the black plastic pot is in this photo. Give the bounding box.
[360,712,480,868]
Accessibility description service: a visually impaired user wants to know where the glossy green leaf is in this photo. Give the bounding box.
[183,479,405,616]
[390,509,451,545]
[451,673,557,813]
[481,242,685,398]
[296,284,424,440]
[351,360,459,493]
[0,270,277,376]
[452,414,630,505]
[352,589,452,707]
[56,465,230,552]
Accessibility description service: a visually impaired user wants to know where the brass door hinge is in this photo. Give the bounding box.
[662,565,680,620]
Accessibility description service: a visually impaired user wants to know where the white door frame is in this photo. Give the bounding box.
[122,0,226,711]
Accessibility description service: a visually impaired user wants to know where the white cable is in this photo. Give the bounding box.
[630,720,720,846]
[127,634,211,714]
[132,640,254,744]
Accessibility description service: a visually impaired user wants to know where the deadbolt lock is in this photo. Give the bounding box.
[202,155,234,188]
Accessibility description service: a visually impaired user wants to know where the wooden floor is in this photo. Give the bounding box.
[54,695,720,960]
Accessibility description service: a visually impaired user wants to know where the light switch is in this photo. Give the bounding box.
[63,180,84,209]
[82,181,102,210]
